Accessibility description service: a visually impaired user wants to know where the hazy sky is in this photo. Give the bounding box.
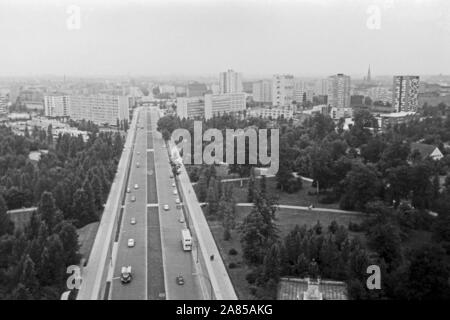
[0,0,449,78]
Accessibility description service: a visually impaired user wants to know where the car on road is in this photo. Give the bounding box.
[172,182,176,187]
[173,190,178,195]
[137,151,140,155]
[121,266,132,283]
[163,204,169,211]
[131,196,136,202]
[176,275,184,285]
[169,173,174,178]
[130,217,136,225]
[128,239,135,247]
[175,198,180,204]
[134,184,139,189]
[136,162,140,168]
[127,187,131,193]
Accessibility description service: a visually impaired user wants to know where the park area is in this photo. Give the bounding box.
[206,178,367,299]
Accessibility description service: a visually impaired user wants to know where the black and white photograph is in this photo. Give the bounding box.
[0,0,450,311]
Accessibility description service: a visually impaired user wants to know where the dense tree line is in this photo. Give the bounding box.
[0,123,124,299]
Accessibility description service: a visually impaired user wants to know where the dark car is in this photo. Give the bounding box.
[176,275,184,285]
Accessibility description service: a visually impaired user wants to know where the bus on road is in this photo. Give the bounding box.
[181,228,192,251]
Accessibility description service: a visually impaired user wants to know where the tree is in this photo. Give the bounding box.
[47,124,53,146]
[17,254,39,294]
[261,243,282,283]
[90,174,104,210]
[248,169,256,202]
[400,245,450,299]
[0,195,14,237]
[339,163,382,211]
[240,210,267,265]
[37,191,59,233]
[57,221,80,266]
[196,172,208,203]
[205,177,218,216]
[71,182,97,227]
[367,222,402,271]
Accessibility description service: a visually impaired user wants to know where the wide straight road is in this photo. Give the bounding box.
[111,109,152,300]
[149,108,202,300]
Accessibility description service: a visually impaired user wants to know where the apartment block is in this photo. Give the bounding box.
[272,74,294,107]
[248,107,293,119]
[204,92,246,119]
[252,80,272,103]
[392,75,420,112]
[69,95,129,125]
[219,69,243,94]
[44,95,71,117]
[176,97,205,119]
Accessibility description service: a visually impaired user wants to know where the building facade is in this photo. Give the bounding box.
[219,69,243,94]
[186,82,208,98]
[392,75,420,112]
[69,95,129,125]
[176,97,205,119]
[248,107,293,119]
[327,74,351,119]
[44,95,71,117]
[0,94,9,116]
[204,92,246,119]
[252,80,272,103]
[272,74,294,107]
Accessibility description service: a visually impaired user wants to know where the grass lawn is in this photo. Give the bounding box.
[77,221,100,265]
[227,177,340,209]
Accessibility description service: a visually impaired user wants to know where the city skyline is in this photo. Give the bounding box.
[0,0,449,77]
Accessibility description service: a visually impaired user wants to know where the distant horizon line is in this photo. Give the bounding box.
[1,73,449,81]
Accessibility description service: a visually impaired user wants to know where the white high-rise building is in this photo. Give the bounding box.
[44,95,71,117]
[252,80,272,103]
[392,76,420,112]
[69,95,129,125]
[272,74,294,107]
[219,69,243,94]
[327,74,351,119]
[176,97,205,119]
[314,79,329,96]
[204,92,246,119]
[293,80,314,104]
[0,95,9,116]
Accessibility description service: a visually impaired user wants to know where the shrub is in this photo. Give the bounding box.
[229,248,238,255]
[228,262,238,269]
[246,271,257,284]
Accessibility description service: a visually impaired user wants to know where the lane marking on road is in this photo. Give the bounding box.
[147,149,154,152]
[147,203,159,207]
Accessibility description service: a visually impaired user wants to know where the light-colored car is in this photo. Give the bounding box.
[130,217,136,225]
[137,151,140,155]
[136,162,140,168]
[127,187,131,193]
[134,184,139,189]
[131,196,136,202]
[172,182,176,187]
[175,198,180,204]
[173,190,178,195]
[163,204,169,211]
[169,173,174,178]
[128,239,135,247]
